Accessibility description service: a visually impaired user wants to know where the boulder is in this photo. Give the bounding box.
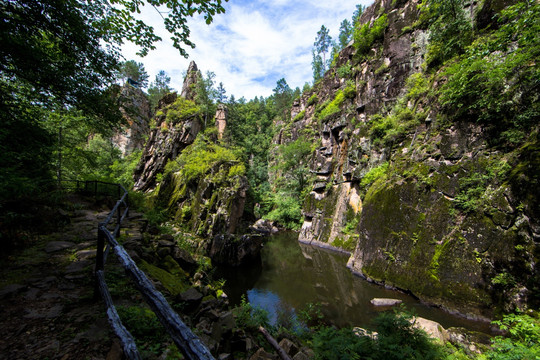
[209,234,263,266]
[370,298,403,306]
[250,219,278,234]
[411,317,448,343]
[172,246,198,273]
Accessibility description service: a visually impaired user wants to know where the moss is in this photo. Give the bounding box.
[139,260,189,296]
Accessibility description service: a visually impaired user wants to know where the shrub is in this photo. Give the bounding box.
[343,80,356,99]
[319,90,345,121]
[336,63,352,78]
[165,97,200,124]
[307,94,318,106]
[353,14,388,60]
[479,313,540,360]
[406,73,430,101]
[361,162,389,187]
[438,1,539,144]
[293,110,306,122]
[233,295,271,330]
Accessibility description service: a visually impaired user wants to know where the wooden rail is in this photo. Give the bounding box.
[63,180,214,359]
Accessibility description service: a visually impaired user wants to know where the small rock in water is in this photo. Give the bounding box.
[370,298,403,306]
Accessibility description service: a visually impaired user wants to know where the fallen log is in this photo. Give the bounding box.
[258,326,292,360]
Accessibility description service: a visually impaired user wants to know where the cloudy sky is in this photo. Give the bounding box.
[121,0,373,100]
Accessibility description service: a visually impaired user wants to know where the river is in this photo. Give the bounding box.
[216,231,491,333]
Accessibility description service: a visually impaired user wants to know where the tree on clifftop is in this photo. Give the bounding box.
[314,25,332,69]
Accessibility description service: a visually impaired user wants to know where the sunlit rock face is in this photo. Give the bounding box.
[113,83,152,156]
[268,0,539,318]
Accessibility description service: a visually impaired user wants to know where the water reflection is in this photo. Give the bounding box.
[216,232,490,332]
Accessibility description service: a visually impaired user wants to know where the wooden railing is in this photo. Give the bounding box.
[64,180,214,360]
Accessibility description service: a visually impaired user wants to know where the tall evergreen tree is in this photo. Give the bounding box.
[352,4,365,24]
[314,25,332,67]
[118,60,149,88]
[339,19,353,48]
[147,70,172,109]
[216,82,228,103]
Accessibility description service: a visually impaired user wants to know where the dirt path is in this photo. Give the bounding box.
[0,195,145,360]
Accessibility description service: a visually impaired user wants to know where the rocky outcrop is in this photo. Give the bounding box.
[113,84,151,156]
[270,0,539,318]
[180,61,199,101]
[133,92,201,192]
[215,104,228,140]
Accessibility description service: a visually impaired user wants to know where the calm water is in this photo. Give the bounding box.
[216,232,491,333]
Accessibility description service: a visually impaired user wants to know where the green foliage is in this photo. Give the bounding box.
[311,326,373,360]
[336,63,352,78]
[228,163,246,177]
[454,172,490,213]
[314,25,333,71]
[438,1,539,144]
[109,150,142,188]
[343,81,356,99]
[310,308,446,360]
[0,0,227,203]
[307,94,319,106]
[420,0,473,68]
[353,14,388,61]
[298,303,325,328]
[368,104,419,146]
[147,70,172,110]
[166,97,201,124]
[273,78,295,119]
[165,134,241,184]
[195,70,218,126]
[319,90,345,121]
[373,309,447,359]
[293,110,306,122]
[406,73,430,101]
[233,295,271,330]
[479,313,540,360]
[117,60,149,87]
[117,305,167,354]
[265,193,304,230]
[361,162,389,188]
[338,19,353,48]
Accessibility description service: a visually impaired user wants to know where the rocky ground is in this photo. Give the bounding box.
[0,195,145,360]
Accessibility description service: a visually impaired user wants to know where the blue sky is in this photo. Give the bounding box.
[121,0,373,100]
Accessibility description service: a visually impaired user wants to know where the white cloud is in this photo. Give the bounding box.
[121,0,374,100]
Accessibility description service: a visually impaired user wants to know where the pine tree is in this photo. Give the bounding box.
[339,19,353,48]
[314,25,332,67]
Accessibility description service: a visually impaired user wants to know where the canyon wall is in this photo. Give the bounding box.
[272,0,538,318]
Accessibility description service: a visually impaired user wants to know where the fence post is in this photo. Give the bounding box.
[94,226,106,299]
[117,203,121,237]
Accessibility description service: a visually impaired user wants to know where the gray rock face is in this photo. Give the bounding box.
[113,83,151,156]
[133,95,201,191]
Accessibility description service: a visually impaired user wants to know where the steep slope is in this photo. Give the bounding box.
[272,0,538,319]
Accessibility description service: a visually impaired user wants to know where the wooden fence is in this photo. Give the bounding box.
[66,180,214,360]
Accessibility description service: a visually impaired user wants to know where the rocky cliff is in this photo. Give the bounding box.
[133,63,257,264]
[113,83,152,156]
[272,0,539,318]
